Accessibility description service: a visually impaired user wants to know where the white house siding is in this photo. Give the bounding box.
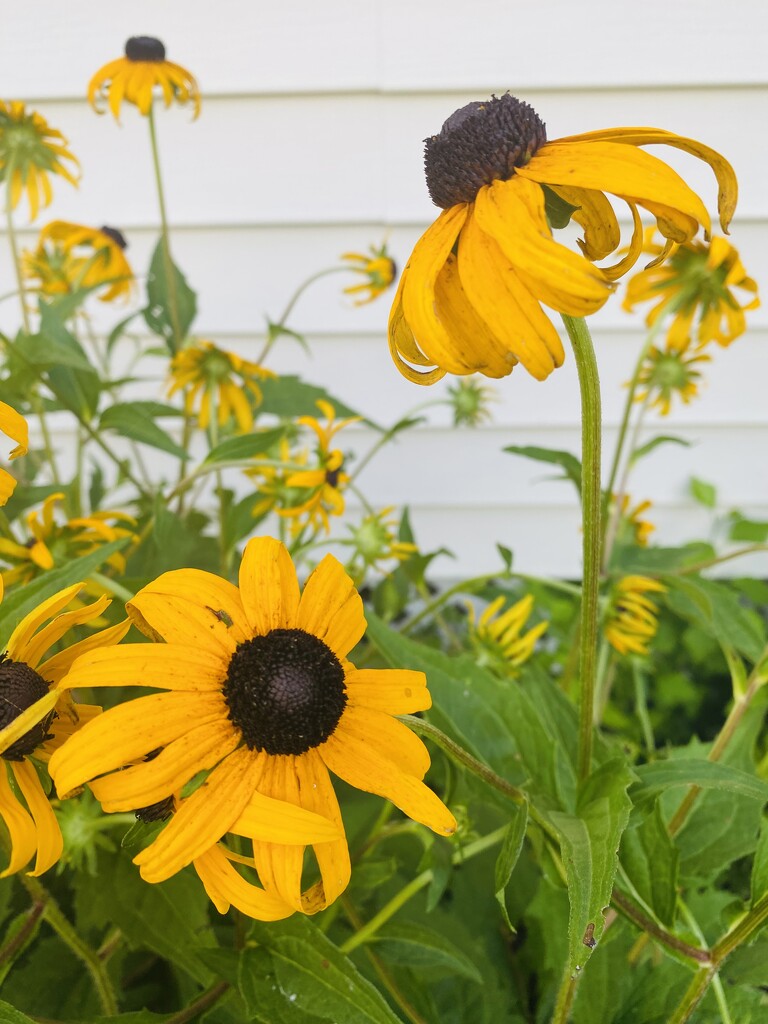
[1,0,766,577]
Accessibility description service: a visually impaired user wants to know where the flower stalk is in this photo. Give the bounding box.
[147,104,182,353]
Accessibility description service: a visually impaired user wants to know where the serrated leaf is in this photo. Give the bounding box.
[204,427,286,465]
[14,331,94,372]
[37,309,101,419]
[237,947,323,1023]
[620,800,679,926]
[252,917,402,1024]
[0,540,129,649]
[689,476,717,507]
[629,434,690,466]
[100,402,187,459]
[633,760,768,805]
[548,758,636,972]
[504,445,581,493]
[494,803,528,931]
[370,922,483,983]
[666,576,766,662]
[258,375,372,425]
[143,240,197,349]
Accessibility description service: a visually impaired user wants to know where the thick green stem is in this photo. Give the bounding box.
[668,968,717,1024]
[551,970,579,1024]
[561,315,602,781]
[148,105,182,353]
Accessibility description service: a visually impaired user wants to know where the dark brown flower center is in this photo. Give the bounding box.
[124,37,166,63]
[99,226,128,250]
[0,654,55,761]
[223,629,347,756]
[424,93,547,209]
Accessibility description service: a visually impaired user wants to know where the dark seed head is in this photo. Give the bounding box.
[223,628,347,756]
[424,93,547,209]
[99,226,128,250]
[124,36,166,63]
[0,654,54,761]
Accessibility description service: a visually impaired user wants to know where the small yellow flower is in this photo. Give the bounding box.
[0,102,79,221]
[623,230,759,350]
[283,401,361,534]
[604,576,666,656]
[246,437,311,524]
[88,36,201,120]
[168,341,275,434]
[49,537,455,918]
[0,493,136,588]
[389,93,736,384]
[467,594,547,676]
[0,582,128,876]
[341,244,397,305]
[0,402,27,507]
[635,345,710,416]
[614,495,655,547]
[24,221,134,303]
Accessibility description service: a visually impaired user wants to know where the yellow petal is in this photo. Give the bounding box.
[0,764,37,876]
[56,644,227,693]
[49,691,227,798]
[250,755,304,911]
[550,185,620,261]
[194,845,294,920]
[336,705,431,779]
[294,749,350,908]
[0,401,28,457]
[238,537,300,636]
[38,619,132,685]
[11,760,62,876]
[134,746,263,883]
[229,781,343,846]
[388,269,447,385]
[5,584,84,661]
[297,554,365,660]
[345,667,431,714]
[19,596,110,670]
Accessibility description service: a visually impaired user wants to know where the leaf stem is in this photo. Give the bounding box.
[561,314,602,781]
[148,104,182,353]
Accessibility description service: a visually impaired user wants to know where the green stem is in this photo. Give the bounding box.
[712,893,768,963]
[164,981,231,1024]
[611,887,710,965]
[602,387,652,571]
[551,970,578,1024]
[89,571,135,604]
[340,826,506,956]
[668,968,717,1024]
[256,266,347,365]
[399,573,510,635]
[19,874,118,1015]
[561,315,602,781]
[667,545,768,576]
[0,897,45,966]
[148,104,182,353]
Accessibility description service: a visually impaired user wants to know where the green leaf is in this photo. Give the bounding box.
[14,331,94,372]
[0,910,43,986]
[100,402,187,459]
[370,922,483,983]
[107,309,141,355]
[251,917,402,1024]
[666,576,766,662]
[729,512,768,543]
[541,183,580,229]
[548,759,636,972]
[613,542,714,575]
[37,309,101,419]
[258,375,372,425]
[204,427,286,465]
[633,760,768,805]
[504,445,581,493]
[0,1001,42,1024]
[0,540,130,650]
[496,544,513,571]
[143,239,197,348]
[236,947,324,1023]
[689,476,717,507]
[750,818,768,908]
[266,321,310,353]
[494,803,529,930]
[620,800,679,926]
[630,434,691,466]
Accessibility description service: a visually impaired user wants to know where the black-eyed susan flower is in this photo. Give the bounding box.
[447,377,497,426]
[0,101,79,221]
[283,401,360,534]
[168,341,275,435]
[0,493,136,588]
[88,37,200,120]
[614,495,655,548]
[634,345,710,416]
[604,576,666,656]
[24,221,134,303]
[0,402,27,506]
[623,230,759,350]
[389,93,737,384]
[0,582,128,876]
[49,537,456,919]
[341,244,397,305]
[466,594,547,676]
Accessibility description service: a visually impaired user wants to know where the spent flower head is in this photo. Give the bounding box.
[341,243,397,305]
[88,36,200,119]
[0,101,79,220]
[389,93,736,384]
[24,221,133,303]
[623,230,759,351]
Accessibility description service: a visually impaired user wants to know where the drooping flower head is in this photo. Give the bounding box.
[0,402,27,507]
[389,93,736,384]
[634,344,710,416]
[0,102,79,220]
[168,341,275,434]
[0,582,128,876]
[24,221,134,303]
[0,493,136,589]
[49,537,456,920]
[466,593,548,677]
[341,244,397,305]
[623,230,759,350]
[613,495,655,548]
[604,575,667,656]
[88,37,201,120]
